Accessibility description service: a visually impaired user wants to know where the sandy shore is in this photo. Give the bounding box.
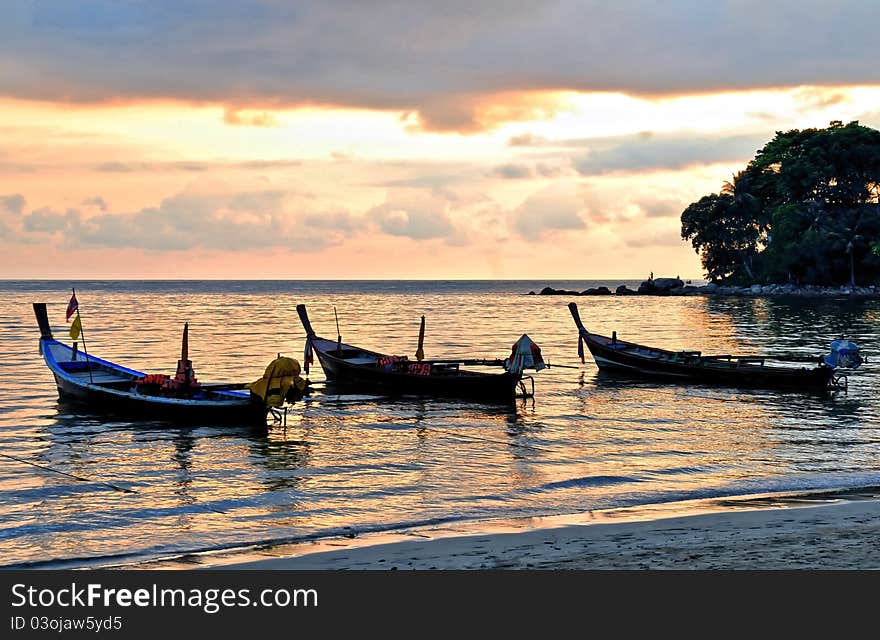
[143,490,879,570]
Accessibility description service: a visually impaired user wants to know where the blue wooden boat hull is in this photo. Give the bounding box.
[34,304,265,423]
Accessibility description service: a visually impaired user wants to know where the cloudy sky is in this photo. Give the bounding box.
[2,0,879,279]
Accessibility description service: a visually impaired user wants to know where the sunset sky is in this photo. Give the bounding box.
[2,1,879,279]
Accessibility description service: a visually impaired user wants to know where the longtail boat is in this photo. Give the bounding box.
[568,302,861,390]
[297,304,544,402]
[33,302,267,422]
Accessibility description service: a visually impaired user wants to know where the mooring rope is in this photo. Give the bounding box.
[0,451,136,494]
[0,451,228,515]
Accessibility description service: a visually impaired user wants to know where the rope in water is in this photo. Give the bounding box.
[0,451,136,494]
[0,451,228,515]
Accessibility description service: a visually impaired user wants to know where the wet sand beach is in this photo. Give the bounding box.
[217,496,880,570]
[121,489,880,570]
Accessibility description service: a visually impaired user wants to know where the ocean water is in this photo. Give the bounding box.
[1,280,878,568]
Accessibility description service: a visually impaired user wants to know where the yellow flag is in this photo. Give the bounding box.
[69,315,82,340]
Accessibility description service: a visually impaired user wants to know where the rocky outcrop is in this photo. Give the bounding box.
[538,286,582,295]
[532,282,880,298]
[643,277,683,292]
[581,286,612,295]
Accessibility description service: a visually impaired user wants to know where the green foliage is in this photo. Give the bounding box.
[681,121,880,285]
[681,192,762,283]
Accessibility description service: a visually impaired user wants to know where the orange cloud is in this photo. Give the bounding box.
[406,91,574,133]
[223,108,279,127]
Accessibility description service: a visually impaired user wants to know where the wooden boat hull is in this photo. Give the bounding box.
[584,335,834,389]
[298,306,521,403]
[315,345,521,401]
[49,368,265,422]
[35,321,265,423]
[568,302,835,390]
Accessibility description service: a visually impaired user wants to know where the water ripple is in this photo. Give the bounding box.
[1,280,879,566]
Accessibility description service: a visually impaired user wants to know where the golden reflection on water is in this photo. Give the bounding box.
[0,283,879,566]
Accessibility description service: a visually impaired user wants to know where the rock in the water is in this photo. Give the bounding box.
[616,285,637,295]
[704,283,718,293]
[637,281,656,294]
[582,286,612,295]
[652,277,684,292]
[539,286,581,295]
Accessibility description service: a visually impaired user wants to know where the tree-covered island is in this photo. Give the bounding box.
[681,121,880,287]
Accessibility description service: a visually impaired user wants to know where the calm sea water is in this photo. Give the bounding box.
[1,280,879,568]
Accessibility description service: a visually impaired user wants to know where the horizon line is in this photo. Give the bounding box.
[0,276,702,282]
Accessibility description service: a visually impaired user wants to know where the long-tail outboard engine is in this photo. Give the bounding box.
[823,340,863,369]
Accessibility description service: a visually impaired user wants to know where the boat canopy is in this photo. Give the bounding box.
[504,334,546,375]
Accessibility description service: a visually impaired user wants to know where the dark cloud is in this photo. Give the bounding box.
[492,163,532,179]
[11,189,353,252]
[503,129,758,185]
[0,193,25,214]
[2,2,877,131]
[301,211,363,232]
[228,190,285,213]
[0,193,25,236]
[636,197,685,218]
[375,174,463,189]
[512,184,586,239]
[535,162,566,178]
[81,196,108,211]
[23,207,81,233]
[7,186,467,250]
[94,161,210,173]
[574,132,767,175]
[368,203,455,240]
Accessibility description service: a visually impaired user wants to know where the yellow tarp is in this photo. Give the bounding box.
[248,356,306,407]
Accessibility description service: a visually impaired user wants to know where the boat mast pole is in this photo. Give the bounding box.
[334,306,342,355]
[72,287,94,384]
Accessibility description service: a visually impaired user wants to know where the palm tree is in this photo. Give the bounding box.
[721,171,765,280]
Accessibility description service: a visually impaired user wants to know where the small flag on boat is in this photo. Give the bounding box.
[66,292,78,321]
[577,334,585,363]
[69,315,82,340]
[303,337,314,375]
